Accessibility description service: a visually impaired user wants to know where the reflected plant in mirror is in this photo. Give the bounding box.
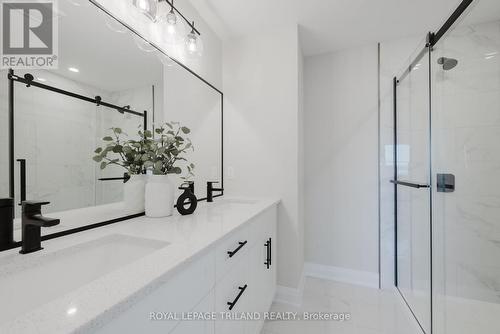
[93,127,146,175]
[93,127,150,213]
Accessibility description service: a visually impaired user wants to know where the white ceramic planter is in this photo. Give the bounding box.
[123,174,146,213]
[145,175,175,218]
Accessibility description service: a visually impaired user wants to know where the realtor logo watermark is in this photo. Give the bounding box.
[1,0,58,69]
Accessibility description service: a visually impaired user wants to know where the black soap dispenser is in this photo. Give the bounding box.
[0,198,14,250]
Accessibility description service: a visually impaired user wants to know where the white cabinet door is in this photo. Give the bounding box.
[246,208,277,334]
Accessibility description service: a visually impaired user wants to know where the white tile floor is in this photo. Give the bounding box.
[261,277,423,334]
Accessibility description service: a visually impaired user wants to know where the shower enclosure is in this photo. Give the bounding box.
[393,0,500,333]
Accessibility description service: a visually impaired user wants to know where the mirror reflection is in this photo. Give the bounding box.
[0,0,222,242]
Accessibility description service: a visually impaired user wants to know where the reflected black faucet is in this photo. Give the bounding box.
[207,181,224,202]
[0,198,14,251]
[20,201,60,254]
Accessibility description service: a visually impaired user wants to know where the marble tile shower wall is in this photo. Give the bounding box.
[3,70,102,215]
[432,20,500,305]
[0,70,153,215]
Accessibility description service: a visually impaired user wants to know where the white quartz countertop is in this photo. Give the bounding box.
[0,197,280,334]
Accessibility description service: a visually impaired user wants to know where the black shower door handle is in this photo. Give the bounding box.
[390,180,430,189]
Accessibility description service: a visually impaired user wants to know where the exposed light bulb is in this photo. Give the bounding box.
[166,9,177,26]
[186,32,197,53]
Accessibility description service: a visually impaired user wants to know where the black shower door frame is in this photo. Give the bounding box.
[392,1,475,333]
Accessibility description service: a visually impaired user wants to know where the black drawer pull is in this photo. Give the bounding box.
[264,238,272,269]
[227,241,247,258]
[227,285,248,310]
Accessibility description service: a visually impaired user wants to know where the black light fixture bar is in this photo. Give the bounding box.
[161,0,201,36]
[8,71,145,117]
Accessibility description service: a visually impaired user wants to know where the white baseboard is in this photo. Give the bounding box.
[274,269,305,307]
[304,262,379,288]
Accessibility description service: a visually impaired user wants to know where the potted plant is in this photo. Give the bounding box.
[93,127,150,213]
[142,122,195,217]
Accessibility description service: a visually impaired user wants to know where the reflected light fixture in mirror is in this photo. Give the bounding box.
[133,35,157,53]
[103,14,128,34]
[68,0,90,7]
[133,0,159,22]
[158,53,176,67]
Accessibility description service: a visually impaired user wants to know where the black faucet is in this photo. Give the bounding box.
[207,181,224,202]
[20,201,60,254]
[0,198,14,251]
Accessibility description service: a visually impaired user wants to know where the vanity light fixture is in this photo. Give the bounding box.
[131,0,203,58]
[186,22,198,53]
[165,0,178,31]
[160,0,186,46]
[185,21,203,58]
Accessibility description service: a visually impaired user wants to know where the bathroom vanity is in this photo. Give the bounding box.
[0,198,278,334]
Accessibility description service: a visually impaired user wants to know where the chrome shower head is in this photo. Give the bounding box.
[437,57,458,70]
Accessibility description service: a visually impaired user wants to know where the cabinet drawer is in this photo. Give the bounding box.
[215,259,251,334]
[215,222,255,281]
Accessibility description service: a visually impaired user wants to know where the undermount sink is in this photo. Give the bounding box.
[0,234,169,324]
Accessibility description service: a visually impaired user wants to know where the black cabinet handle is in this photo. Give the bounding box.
[269,238,272,266]
[264,238,272,269]
[227,241,247,258]
[227,285,248,310]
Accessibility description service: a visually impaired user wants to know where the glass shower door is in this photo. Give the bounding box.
[395,45,432,334]
[431,1,500,332]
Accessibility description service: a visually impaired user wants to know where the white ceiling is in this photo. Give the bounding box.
[189,0,466,56]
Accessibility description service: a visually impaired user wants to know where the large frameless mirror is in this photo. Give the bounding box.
[0,0,222,244]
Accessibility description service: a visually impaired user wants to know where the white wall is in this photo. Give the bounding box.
[223,25,304,290]
[304,45,379,281]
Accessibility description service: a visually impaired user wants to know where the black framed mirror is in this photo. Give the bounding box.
[0,0,223,249]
